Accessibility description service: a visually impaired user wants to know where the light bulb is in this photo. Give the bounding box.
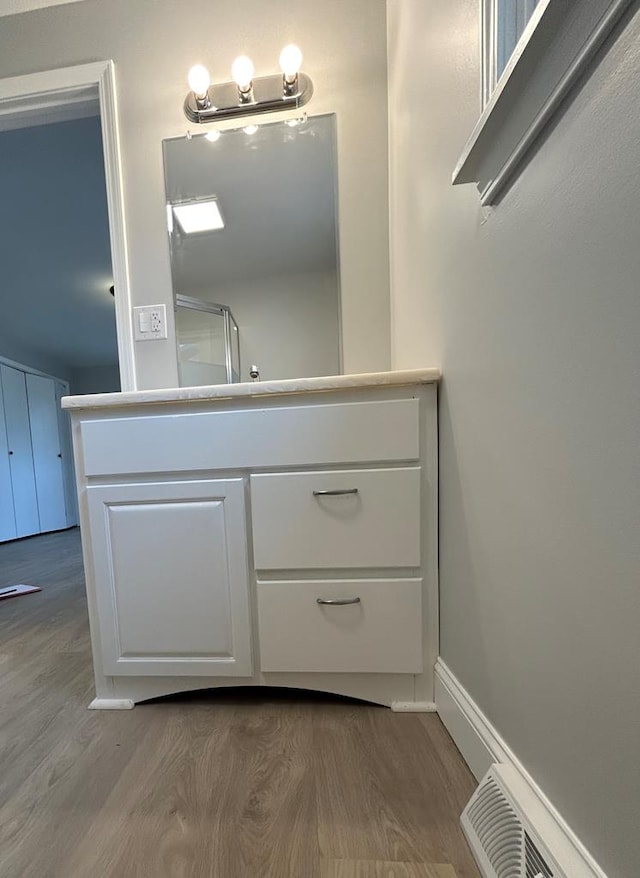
[205,130,221,142]
[243,125,258,136]
[279,44,303,78]
[231,55,254,90]
[187,64,210,96]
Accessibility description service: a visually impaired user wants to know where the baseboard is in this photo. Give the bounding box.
[390,700,437,713]
[435,659,608,878]
[88,697,135,710]
[435,660,506,779]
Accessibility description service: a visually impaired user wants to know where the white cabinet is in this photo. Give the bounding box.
[0,363,76,541]
[86,479,252,676]
[55,380,78,528]
[26,373,67,533]
[66,378,438,709]
[1,365,40,538]
[0,383,17,542]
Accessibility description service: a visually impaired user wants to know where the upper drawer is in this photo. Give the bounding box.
[80,398,419,476]
[251,467,421,569]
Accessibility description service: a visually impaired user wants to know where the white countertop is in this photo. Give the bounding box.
[61,368,440,411]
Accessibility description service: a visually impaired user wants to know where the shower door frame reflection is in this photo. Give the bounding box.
[175,294,240,386]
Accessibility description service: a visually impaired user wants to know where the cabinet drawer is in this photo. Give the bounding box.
[258,579,423,673]
[80,398,419,476]
[251,468,421,569]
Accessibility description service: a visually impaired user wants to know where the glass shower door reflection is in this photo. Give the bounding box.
[175,295,240,387]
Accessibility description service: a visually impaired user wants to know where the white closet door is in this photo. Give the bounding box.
[26,373,67,533]
[1,365,39,537]
[55,381,78,527]
[0,378,17,542]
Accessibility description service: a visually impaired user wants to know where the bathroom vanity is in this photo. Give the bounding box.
[62,369,439,710]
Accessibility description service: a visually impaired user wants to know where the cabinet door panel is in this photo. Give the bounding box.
[0,378,17,542]
[87,479,252,676]
[55,381,78,527]
[26,373,67,533]
[1,365,39,537]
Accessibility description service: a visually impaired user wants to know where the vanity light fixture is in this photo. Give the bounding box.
[184,44,313,124]
[172,199,224,234]
[187,64,212,110]
[231,55,255,102]
[279,44,303,94]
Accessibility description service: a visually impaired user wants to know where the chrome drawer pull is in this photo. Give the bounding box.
[312,488,359,496]
[316,597,361,606]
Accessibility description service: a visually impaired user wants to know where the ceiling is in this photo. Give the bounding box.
[0,0,85,16]
[0,115,118,369]
[163,114,339,292]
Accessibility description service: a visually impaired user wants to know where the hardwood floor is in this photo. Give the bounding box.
[0,528,479,878]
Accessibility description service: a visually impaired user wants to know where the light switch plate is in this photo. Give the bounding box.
[133,305,168,341]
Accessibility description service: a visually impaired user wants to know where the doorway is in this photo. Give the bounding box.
[0,61,131,603]
[0,113,118,545]
[0,61,135,390]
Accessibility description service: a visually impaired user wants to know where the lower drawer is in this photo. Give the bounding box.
[257,578,423,674]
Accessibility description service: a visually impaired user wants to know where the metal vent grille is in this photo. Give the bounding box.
[461,767,561,878]
[525,831,554,878]
[463,774,523,878]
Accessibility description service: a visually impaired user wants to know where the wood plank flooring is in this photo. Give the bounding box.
[0,528,480,878]
[322,864,457,878]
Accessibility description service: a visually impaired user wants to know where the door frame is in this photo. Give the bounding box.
[0,61,136,391]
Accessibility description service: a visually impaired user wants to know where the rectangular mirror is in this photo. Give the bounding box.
[163,113,341,386]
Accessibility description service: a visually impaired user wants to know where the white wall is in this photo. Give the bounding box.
[0,343,119,395]
[188,270,340,382]
[0,334,71,381]
[70,365,120,396]
[0,0,390,390]
[0,116,117,373]
[388,3,640,878]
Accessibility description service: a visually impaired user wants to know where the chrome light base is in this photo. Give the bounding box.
[184,72,313,125]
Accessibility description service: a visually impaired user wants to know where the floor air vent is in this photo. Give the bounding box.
[462,765,563,878]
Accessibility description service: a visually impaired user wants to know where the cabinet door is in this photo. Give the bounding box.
[0,378,17,542]
[87,479,252,677]
[55,381,78,527]
[26,373,67,533]
[0,365,39,538]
